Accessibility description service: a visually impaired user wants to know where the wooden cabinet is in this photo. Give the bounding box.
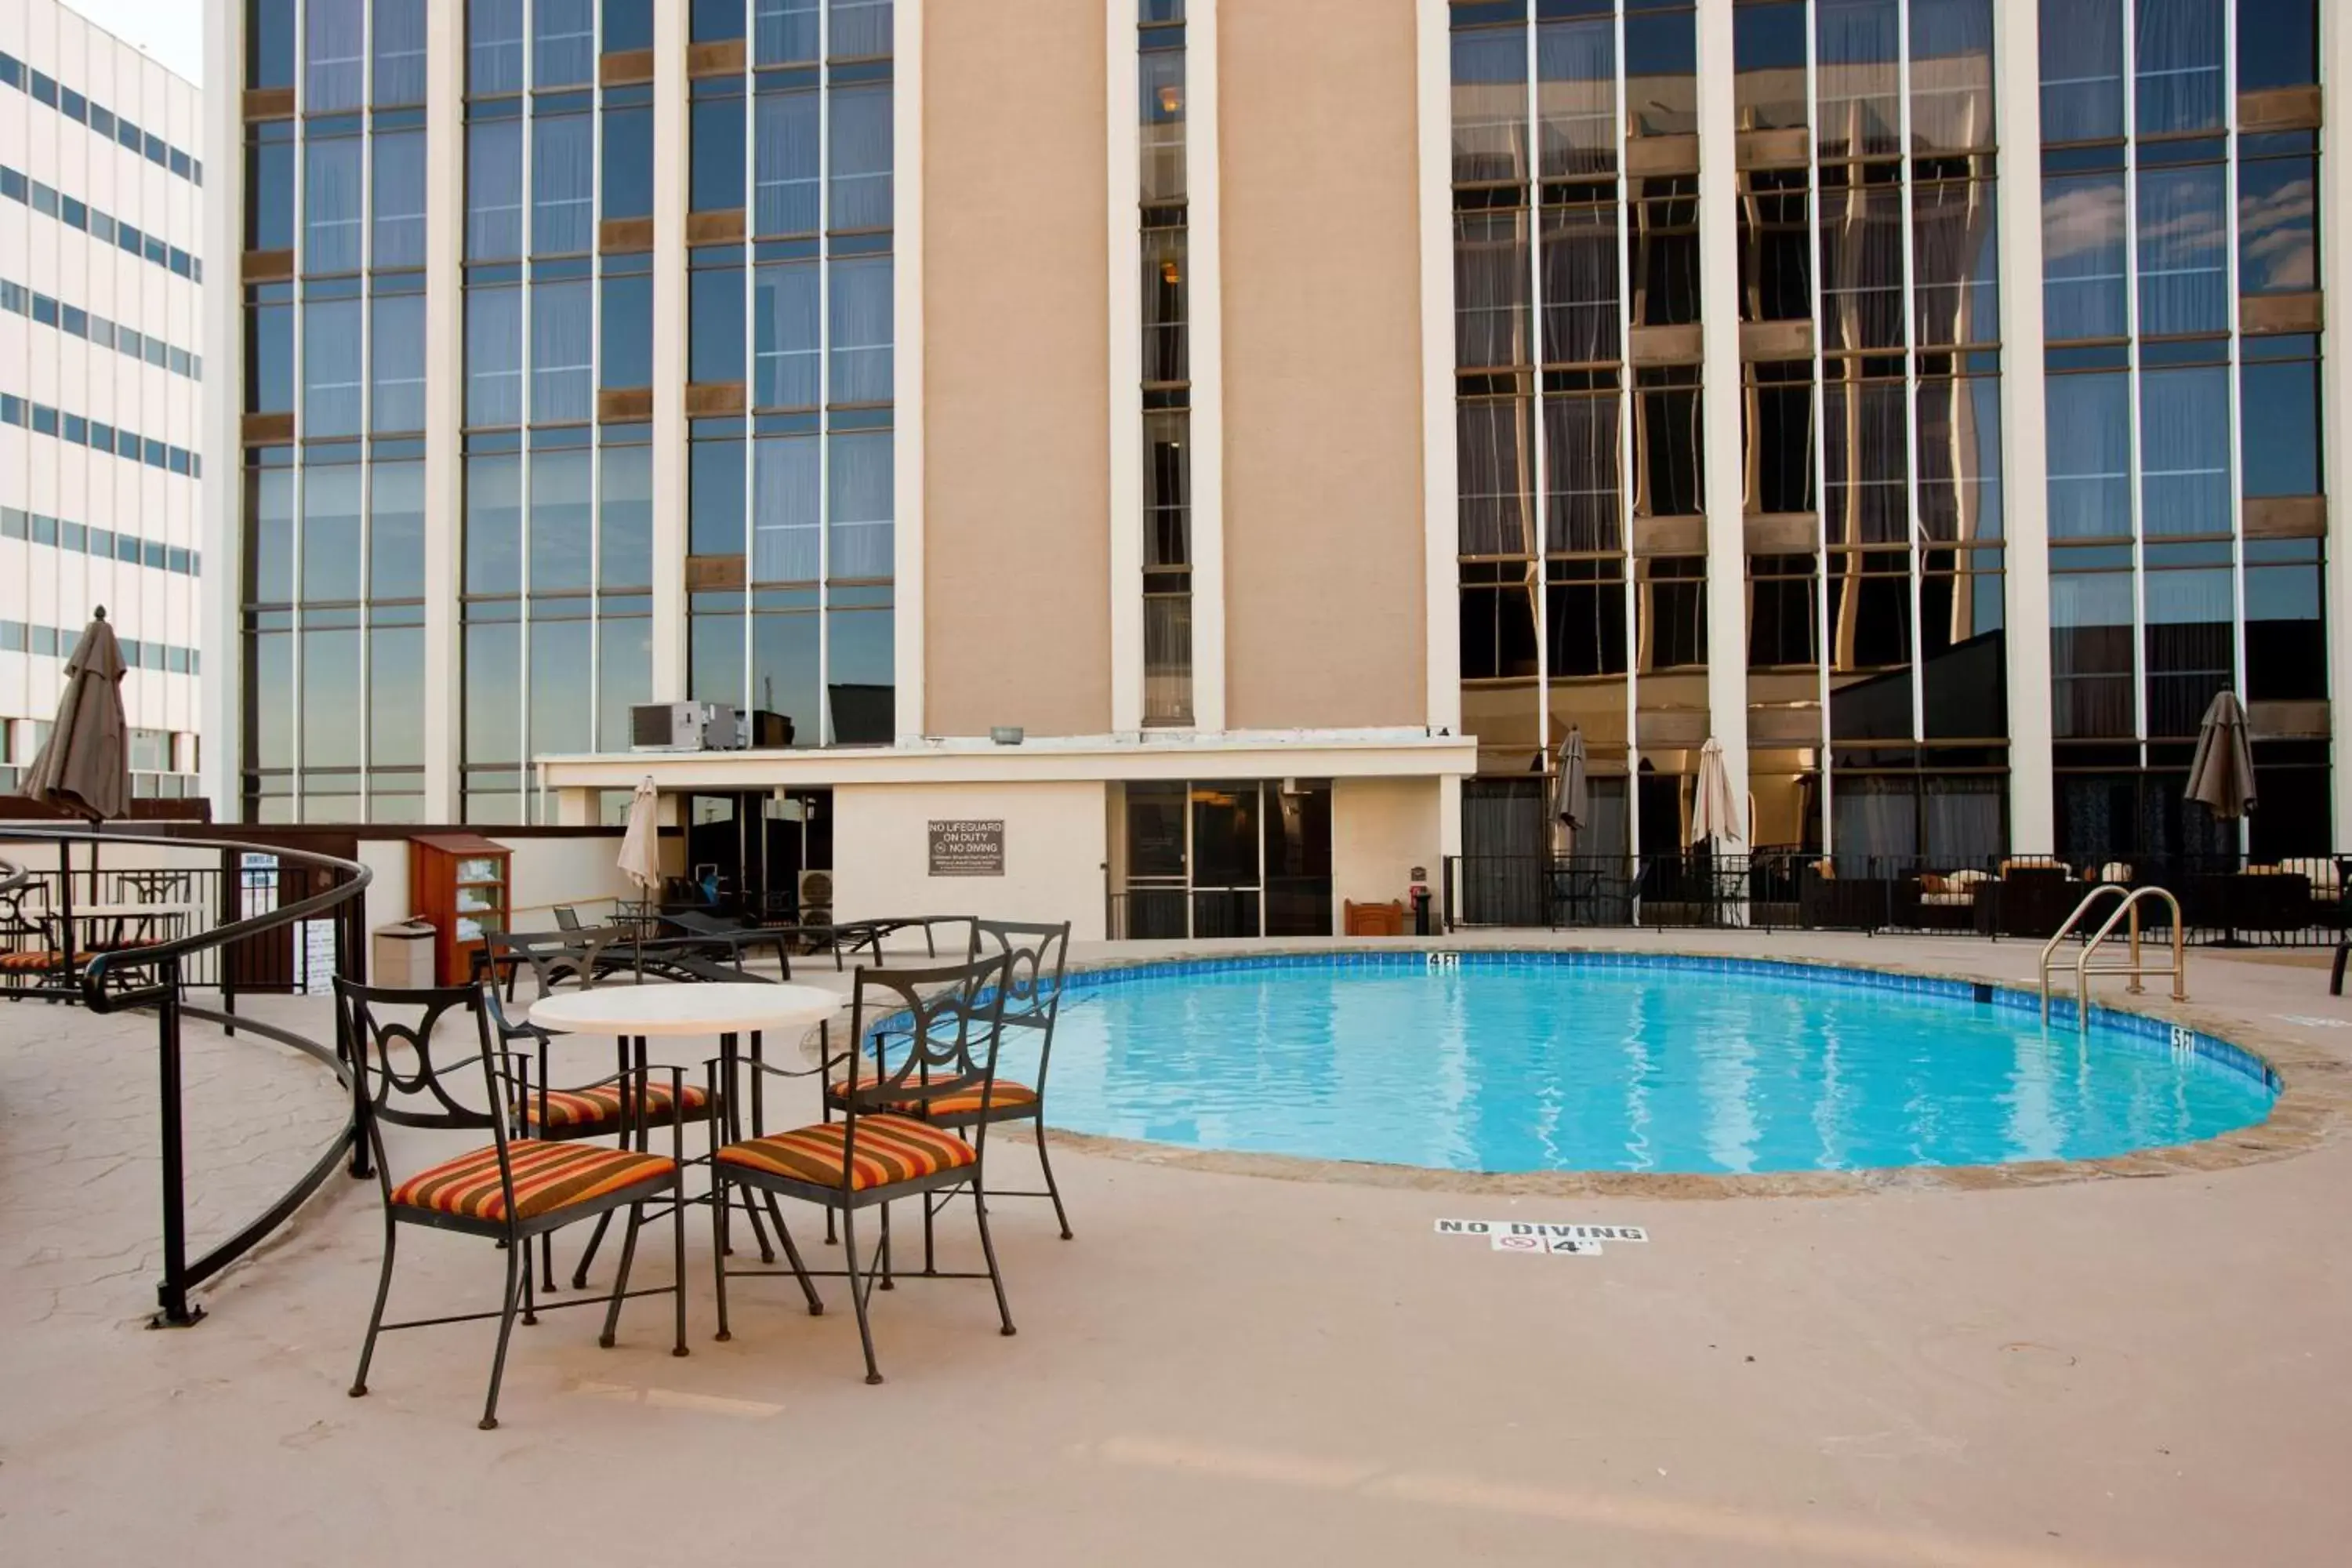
[409,833,511,985]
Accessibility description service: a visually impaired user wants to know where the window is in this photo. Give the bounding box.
[601,443,654,586]
[2241,343,2321,498]
[753,89,819,236]
[371,459,426,599]
[371,292,426,433]
[752,262,819,408]
[2135,0,2223,136]
[602,102,653,221]
[372,129,427,268]
[690,427,746,555]
[2137,366,2230,535]
[305,0,365,111]
[528,448,595,592]
[1635,367,1704,519]
[829,255,892,404]
[2045,373,2131,539]
[753,434,820,581]
[534,0,597,87]
[303,460,365,601]
[303,135,365,273]
[2238,0,2318,92]
[531,278,594,423]
[604,0,655,53]
[531,113,595,255]
[465,452,524,594]
[2042,172,2126,339]
[374,0,428,104]
[466,285,524,426]
[2136,162,2227,336]
[303,298,364,437]
[2238,147,2317,299]
[470,0,526,96]
[601,265,654,388]
[251,0,297,91]
[2042,1,2123,141]
[828,429,892,579]
[756,0,820,65]
[466,119,524,259]
[691,89,747,213]
[829,82,891,230]
[829,0,893,62]
[690,253,747,383]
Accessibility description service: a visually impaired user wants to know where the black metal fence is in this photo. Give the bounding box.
[1,826,371,1327]
[1443,850,2350,949]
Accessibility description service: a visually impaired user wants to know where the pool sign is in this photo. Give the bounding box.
[1436,1218,1649,1250]
[927,819,1005,877]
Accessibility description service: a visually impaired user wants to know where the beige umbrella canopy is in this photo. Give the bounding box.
[24,609,130,823]
[618,776,662,891]
[1552,727,1589,854]
[1689,737,1743,848]
[2185,689,2256,822]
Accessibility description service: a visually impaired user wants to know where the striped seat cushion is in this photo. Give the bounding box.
[828,1074,1039,1120]
[390,1140,676,1222]
[517,1079,713,1131]
[0,949,95,972]
[714,1114,975,1191]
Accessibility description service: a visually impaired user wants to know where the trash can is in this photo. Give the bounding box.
[372,919,436,989]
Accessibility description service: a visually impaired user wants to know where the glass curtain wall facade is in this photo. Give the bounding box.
[241,0,430,822]
[1139,2,1193,725]
[238,0,896,823]
[2041,0,2328,862]
[459,0,654,823]
[683,0,896,757]
[1450,0,1704,866]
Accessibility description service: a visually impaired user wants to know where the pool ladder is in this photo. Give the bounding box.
[2038,885,2187,1029]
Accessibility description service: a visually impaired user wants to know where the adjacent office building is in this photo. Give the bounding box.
[1,0,207,800]
[205,1,2344,938]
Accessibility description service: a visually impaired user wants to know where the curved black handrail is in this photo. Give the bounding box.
[1,825,372,1327]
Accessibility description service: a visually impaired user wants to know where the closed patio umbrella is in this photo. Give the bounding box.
[617,778,661,980]
[23,609,131,985]
[1689,737,1742,848]
[1552,727,1589,854]
[2185,689,2256,822]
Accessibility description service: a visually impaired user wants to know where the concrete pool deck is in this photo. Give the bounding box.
[4,928,2350,1565]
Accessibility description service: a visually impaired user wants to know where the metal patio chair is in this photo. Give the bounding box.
[339,979,687,1430]
[553,906,584,931]
[706,953,1016,1383]
[826,920,1075,1243]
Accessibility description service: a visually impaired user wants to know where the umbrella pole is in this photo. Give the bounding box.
[56,833,76,994]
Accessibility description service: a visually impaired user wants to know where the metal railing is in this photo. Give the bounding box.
[2,826,370,1327]
[1439,851,2350,947]
[2041,885,2187,1029]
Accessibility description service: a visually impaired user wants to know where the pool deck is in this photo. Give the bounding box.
[5,927,2352,1565]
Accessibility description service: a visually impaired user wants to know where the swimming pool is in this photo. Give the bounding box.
[1003,953,2278,1176]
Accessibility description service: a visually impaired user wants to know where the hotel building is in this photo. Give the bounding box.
[204,1,2343,938]
[2,0,206,800]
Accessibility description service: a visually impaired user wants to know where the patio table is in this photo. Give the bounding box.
[530,982,841,1142]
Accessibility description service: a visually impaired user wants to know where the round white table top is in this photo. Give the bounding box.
[528,982,840,1038]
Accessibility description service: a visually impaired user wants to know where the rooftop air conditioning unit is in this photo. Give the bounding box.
[630,702,742,752]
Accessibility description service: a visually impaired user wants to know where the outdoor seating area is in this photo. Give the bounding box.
[341,910,1075,1422]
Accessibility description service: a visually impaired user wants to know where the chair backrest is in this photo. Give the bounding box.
[334,978,521,1205]
[837,953,1012,1167]
[553,906,583,931]
[967,919,1070,1083]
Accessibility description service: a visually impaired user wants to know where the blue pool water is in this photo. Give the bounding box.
[998,956,2277,1175]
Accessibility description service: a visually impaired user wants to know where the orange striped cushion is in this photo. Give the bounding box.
[1,950,92,972]
[390,1140,675,1222]
[714,1114,975,1192]
[518,1080,713,1130]
[829,1076,1038,1119]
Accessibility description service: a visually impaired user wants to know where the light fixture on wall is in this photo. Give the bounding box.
[1159,85,1181,114]
[990,726,1025,746]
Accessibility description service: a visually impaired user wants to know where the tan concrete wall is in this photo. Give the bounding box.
[1331,776,1441,922]
[922,2,1112,738]
[833,781,1109,940]
[1218,0,1428,731]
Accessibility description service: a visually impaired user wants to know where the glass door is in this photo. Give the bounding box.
[1189,780,1261,936]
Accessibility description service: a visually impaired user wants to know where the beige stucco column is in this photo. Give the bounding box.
[1997,0,2056,852]
[1697,0,1749,839]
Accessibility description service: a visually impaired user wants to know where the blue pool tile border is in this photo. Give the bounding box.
[1058,949,2283,1096]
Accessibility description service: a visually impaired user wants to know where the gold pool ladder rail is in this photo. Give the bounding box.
[2039,884,2187,1029]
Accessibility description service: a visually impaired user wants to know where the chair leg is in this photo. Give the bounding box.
[349,1210,397,1398]
[922,1184,938,1276]
[739,1185,779,1264]
[972,1180,1017,1338]
[764,1192,824,1316]
[598,1204,644,1349]
[670,1186,688,1358]
[521,1224,538,1327]
[539,1232,557,1294]
[712,1171,732,1342]
[1034,1118,1074,1240]
[2332,941,2347,996]
[480,1237,525,1431]
[840,1207,883,1385]
[569,1209,613,1290]
[878,1201,894,1290]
